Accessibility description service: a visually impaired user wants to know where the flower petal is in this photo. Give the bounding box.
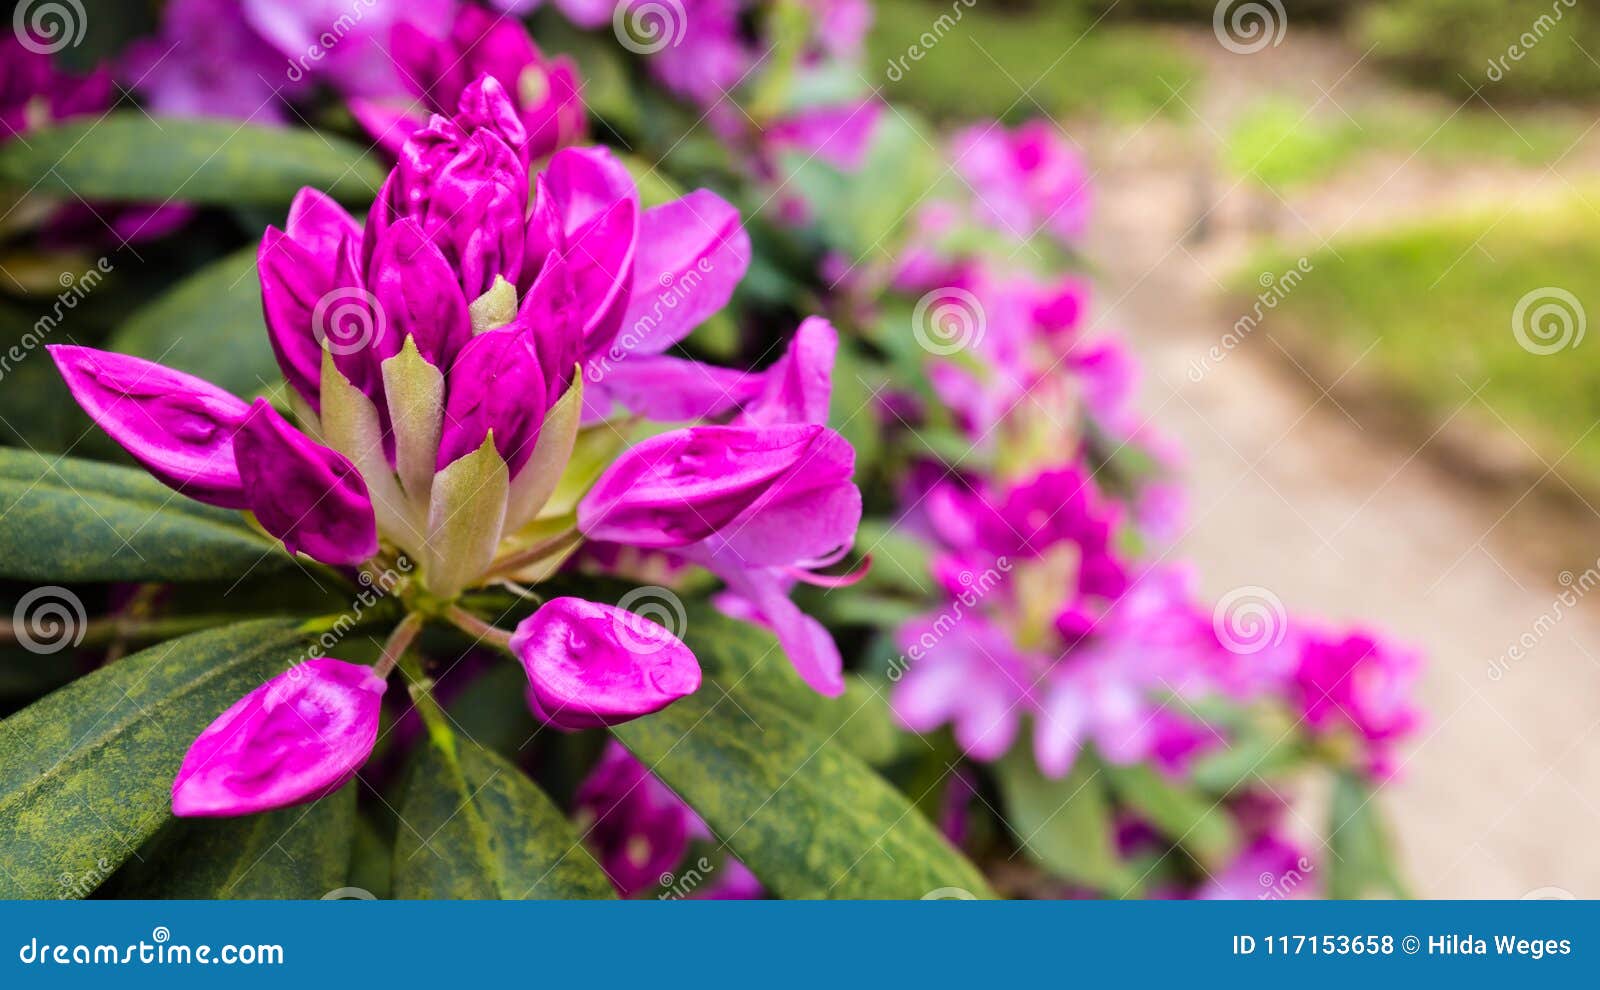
[618,190,749,356]
[48,345,249,508]
[511,596,700,730]
[436,326,548,476]
[733,316,838,427]
[233,398,379,566]
[171,658,385,817]
[577,423,826,548]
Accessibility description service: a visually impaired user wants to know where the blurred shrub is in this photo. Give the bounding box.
[870,0,1198,122]
[1357,0,1600,101]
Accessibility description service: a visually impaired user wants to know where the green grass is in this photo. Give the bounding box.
[1242,192,1600,483]
[869,0,1200,123]
[1225,98,1585,191]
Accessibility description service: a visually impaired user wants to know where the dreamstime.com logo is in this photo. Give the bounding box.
[17,928,285,967]
[614,0,688,55]
[13,0,87,54]
[1213,0,1286,55]
[312,287,386,356]
[1512,287,1585,355]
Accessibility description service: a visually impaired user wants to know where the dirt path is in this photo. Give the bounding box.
[1082,30,1600,898]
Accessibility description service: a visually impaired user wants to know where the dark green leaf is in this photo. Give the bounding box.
[107,247,279,399]
[0,114,385,206]
[1101,760,1238,869]
[613,684,992,899]
[100,785,355,899]
[0,620,313,898]
[1327,769,1408,899]
[0,449,287,581]
[994,748,1137,895]
[391,727,615,899]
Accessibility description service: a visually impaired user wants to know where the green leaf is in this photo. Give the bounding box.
[100,785,355,899]
[107,247,278,399]
[0,449,286,582]
[391,726,615,899]
[1101,760,1238,869]
[0,620,312,898]
[994,748,1137,895]
[1327,769,1408,899]
[0,114,385,207]
[613,684,992,899]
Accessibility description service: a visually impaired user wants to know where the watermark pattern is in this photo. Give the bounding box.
[615,586,688,655]
[56,858,113,900]
[882,0,978,82]
[885,559,1011,681]
[1186,257,1311,382]
[312,287,386,356]
[321,886,377,900]
[13,586,86,655]
[284,0,380,83]
[1511,286,1585,355]
[921,886,978,900]
[1485,0,1579,85]
[0,257,114,383]
[911,287,986,356]
[1258,855,1314,900]
[1212,0,1287,55]
[287,557,413,678]
[13,0,87,55]
[613,0,688,56]
[1488,561,1600,681]
[1212,585,1287,655]
[658,857,714,899]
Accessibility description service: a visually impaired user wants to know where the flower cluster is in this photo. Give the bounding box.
[51,73,861,816]
[858,119,1422,892]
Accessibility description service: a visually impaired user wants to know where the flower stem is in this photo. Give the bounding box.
[445,604,516,651]
[373,613,424,679]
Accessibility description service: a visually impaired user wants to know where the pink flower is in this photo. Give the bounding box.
[952,120,1093,245]
[1294,628,1422,779]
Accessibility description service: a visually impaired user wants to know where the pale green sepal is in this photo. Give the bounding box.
[381,336,445,512]
[319,351,424,555]
[537,420,629,521]
[503,372,583,532]
[425,433,509,599]
[468,275,517,334]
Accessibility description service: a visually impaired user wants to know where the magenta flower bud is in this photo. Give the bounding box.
[233,398,379,566]
[372,87,529,299]
[511,597,701,731]
[47,345,250,509]
[360,7,585,162]
[435,327,549,476]
[257,189,362,408]
[172,658,386,817]
[540,147,639,355]
[366,216,471,370]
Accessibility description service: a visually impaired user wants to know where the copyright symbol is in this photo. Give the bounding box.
[1401,935,1419,955]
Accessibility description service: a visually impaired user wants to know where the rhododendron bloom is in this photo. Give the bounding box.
[50,73,857,816]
